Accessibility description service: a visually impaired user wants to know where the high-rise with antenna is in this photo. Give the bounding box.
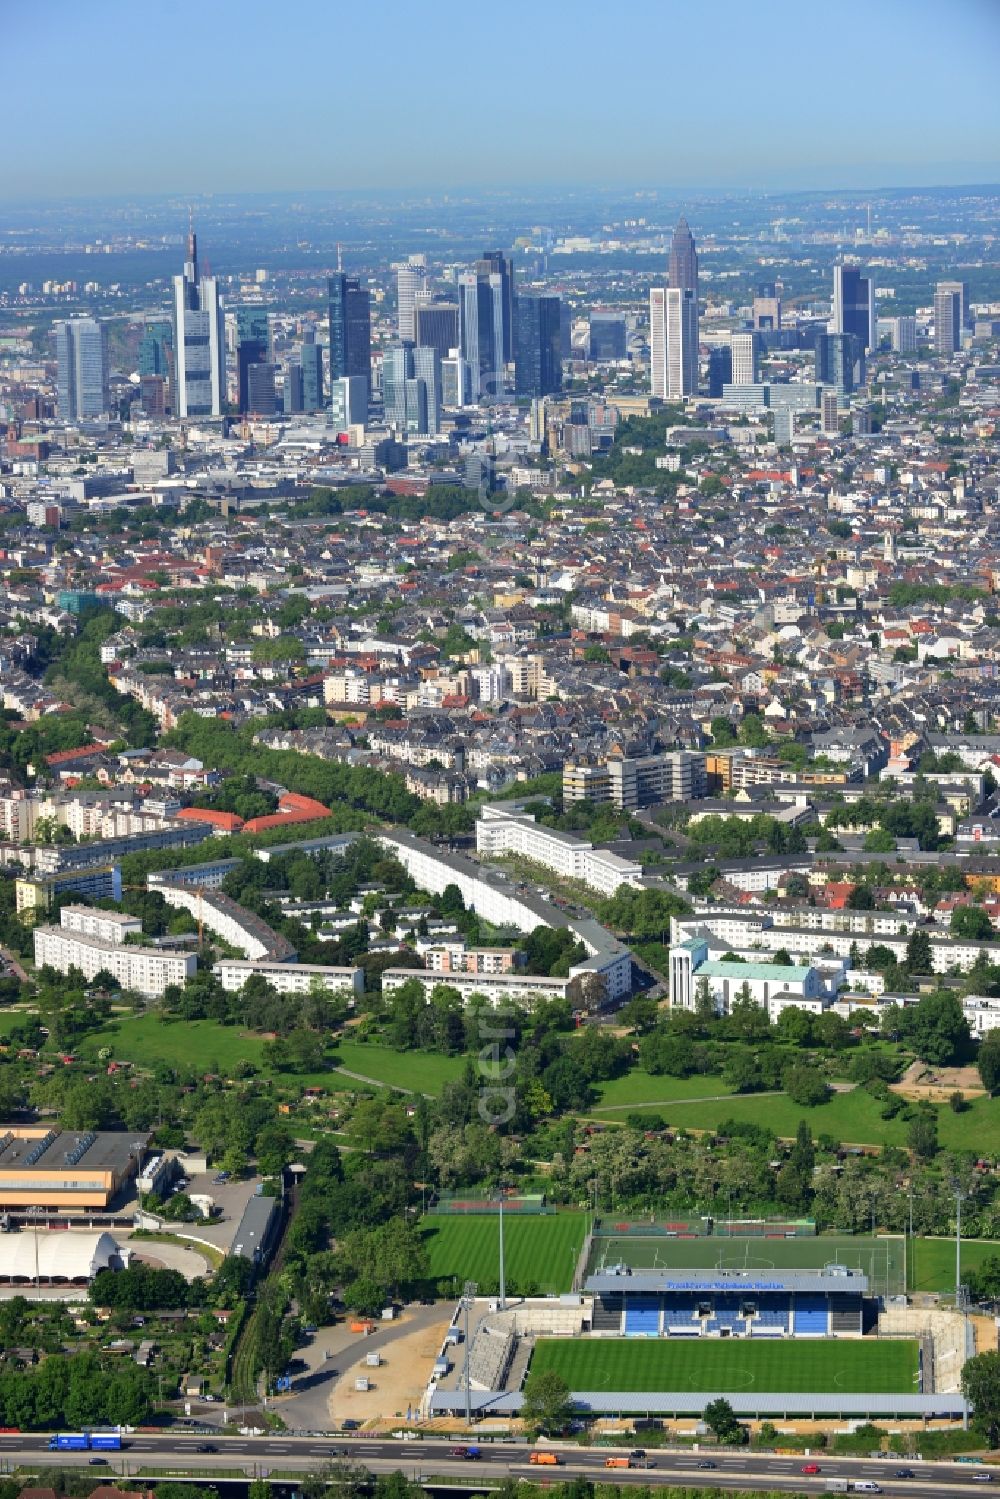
[172,214,225,416]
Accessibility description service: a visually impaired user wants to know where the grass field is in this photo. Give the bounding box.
[77,1014,270,1073]
[591,1072,740,1109]
[421,1211,588,1294]
[72,1015,463,1095]
[332,1038,464,1093]
[909,1236,1000,1295]
[529,1336,920,1395]
[592,1083,1000,1153]
[587,1232,906,1298]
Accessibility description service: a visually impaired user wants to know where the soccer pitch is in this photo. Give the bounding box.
[588,1233,905,1298]
[421,1212,588,1295]
[529,1336,920,1395]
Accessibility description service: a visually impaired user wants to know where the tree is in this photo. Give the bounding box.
[951,905,995,941]
[963,1350,1000,1446]
[969,1255,1000,1306]
[979,1030,1000,1094]
[905,929,933,974]
[907,1107,939,1160]
[904,990,970,1066]
[521,1368,574,1433]
[784,1063,831,1107]
[704,1396,746,1445]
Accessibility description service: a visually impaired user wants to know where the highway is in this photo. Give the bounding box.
[0,1432,996,1495]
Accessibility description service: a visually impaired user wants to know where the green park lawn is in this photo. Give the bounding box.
[421,1211,588,1295]
[71,1015,462,1095]
[331,1038,465,1094]
[592,1071,739,1110]
[529,1335,919,1395]
[76,1013,268,1074]
[592,1075,1000,1153]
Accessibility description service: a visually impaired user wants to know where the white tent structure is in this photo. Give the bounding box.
[0,1230,125,1283]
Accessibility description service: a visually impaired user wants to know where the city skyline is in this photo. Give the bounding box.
[4,0,999,200]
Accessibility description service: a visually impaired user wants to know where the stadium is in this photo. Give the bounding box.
[424,1211,970,1422]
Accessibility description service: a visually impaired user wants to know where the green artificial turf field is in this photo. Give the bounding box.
[529,1335,920,1395]
[421,1211,588,1294]
[587,1231,906,1298]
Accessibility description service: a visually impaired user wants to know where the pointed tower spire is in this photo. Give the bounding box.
[187,207,198,286]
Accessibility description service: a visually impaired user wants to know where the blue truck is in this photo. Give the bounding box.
[48,1433,122,1451]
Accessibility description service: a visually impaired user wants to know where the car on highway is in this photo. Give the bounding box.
[893,1470,916,1479]
[696,1460,716,1469]
[88,1458,108,1466]
[629,1449,646,1459]
[195,1444,217,1453]
[450,1446,481,1459]
[972,1476,993,1484]
[801,1463,821,1475]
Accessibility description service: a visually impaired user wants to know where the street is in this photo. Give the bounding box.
[1,1431,997,1496]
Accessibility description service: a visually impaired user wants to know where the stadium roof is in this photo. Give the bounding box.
[0,1230,122,1282]
[586,1268,869,1294]
[429,1391,966,1418]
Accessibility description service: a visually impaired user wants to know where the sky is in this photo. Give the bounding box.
[5,0,1000,200]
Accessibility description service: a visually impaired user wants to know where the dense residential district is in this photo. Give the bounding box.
[4,184,1000,1492]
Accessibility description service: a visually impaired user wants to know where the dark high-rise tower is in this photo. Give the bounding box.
[328,274,371,399]
[299,332,323,412]
[832,265,876,353]
[476,250,514,361]
[235,307,269,414]
[668,216,699,298]
[514,295,562,399]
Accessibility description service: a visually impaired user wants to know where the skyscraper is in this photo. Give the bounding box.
[815,332,863,395]
[284,364,304,414]
[730,331,761,385]
[415,301,459,361]
[138,321,172,380]
[395,256,429,342]
[412,344,442,435]
[235,307,269,414]
[753,282,782,331]
[832,264,876,352]
[650,288,698,399]
[666,217,699,397]
[589,314,627,361]
[382,343,439,435]
[246,362,277,416]
[382,344,412,426]
[476,251,514,361]
[668,217,699,299]
[299,334,323,412]
[328,274,371,400]
[172,224,225,418]
[934,282,965,354]
[55,318,108,419]
[707,345,732,398]
[514,295,562,399]
[887,316,918,354]
[459,272,504,400]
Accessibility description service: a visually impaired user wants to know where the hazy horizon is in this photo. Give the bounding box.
[6,0,998,200]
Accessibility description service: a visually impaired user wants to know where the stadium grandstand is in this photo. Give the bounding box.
[587,1264,868,1338]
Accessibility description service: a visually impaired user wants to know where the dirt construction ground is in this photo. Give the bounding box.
[328,1313,453,1424]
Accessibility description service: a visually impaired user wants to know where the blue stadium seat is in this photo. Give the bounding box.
[624,1294,660,1336]
[794,1295,828,1334]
